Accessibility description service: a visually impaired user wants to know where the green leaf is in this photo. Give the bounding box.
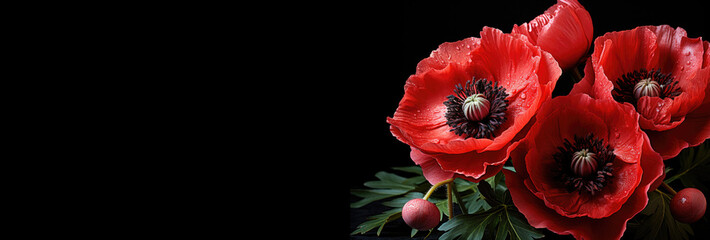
[439,210,497,240]
[381,192,424,208]
[454,178,477,192]
[495,216,510,240]
[410,228,418,238]
[634,191,693,240]
[351,167,432,236]
[664,141,710,193]
[462,190,491,214]
[350,168,428,208]
[502,207,544,240]
[350,208,402,236]
[392,166,423,175]
[350,188,411,208]
[438,205,543,240]
[478,180,502,207]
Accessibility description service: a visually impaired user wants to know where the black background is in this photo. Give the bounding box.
[338,0,707,238]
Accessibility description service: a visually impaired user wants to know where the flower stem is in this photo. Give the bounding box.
[423,178,454,200]
[661,181,677,196]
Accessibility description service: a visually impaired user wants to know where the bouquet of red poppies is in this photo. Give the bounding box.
[351,1,709,239]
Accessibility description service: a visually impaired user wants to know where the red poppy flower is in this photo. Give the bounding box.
[512,0,593,70]
[571,25,710,159]
[504,94,664,240]
[387,27,562,182]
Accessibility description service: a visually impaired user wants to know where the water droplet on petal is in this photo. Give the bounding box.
[685,51,691,56]
[520,93,526,99]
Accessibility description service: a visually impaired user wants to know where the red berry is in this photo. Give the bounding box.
[670,188,707,223]
[402,198,440,230]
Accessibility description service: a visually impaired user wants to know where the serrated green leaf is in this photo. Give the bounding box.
[438,205,543,240]
[382,192,424,208]
[493,171,508,198]
[350,208,402,236]
[439,210,498,240]
[392,166,424,175]
[495,214,510,240]
[350,188,410,208]
[478,180,502,207]
[351,167,430,208]
[503,207,544,240]
[634,191,693,240]
[435,197,450,219]
[665,141,710,186]
[454,178,477,192]
[364,171,416,190]
[351,167,434,236]
[463,190,491,214]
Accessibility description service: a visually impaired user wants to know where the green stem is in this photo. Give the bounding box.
[661,181,677,196]
[423,178,454,200]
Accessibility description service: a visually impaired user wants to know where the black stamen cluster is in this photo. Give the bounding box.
[612,68,681,105]
[552,133,615,195]
[443,78,508,139]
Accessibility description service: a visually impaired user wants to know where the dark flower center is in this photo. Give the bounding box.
[443,78,509,139]
[612,68,681,105]
[553,133,614,195]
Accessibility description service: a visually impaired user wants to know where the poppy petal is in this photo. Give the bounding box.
[416,37,481,75]
[594,27,659,86]
[505,122,664,240]
[646,68,710,159]
[410,147,455,185]
[535,6,590,69]
[388,63,495,154]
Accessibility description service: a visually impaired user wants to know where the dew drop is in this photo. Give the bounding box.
[431,139,440,144]
[687,60,692,65]
[685,51,691,56]
[680,66,685,71]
